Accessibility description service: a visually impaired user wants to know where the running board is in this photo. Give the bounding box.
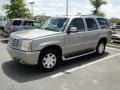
[62,50,96,61]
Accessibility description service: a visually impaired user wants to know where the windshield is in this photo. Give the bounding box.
[41,17,69,32]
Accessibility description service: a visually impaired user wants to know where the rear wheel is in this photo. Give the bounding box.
[38,49,61,71]
[96,41,106,55]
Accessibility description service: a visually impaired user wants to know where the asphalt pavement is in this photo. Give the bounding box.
[0,39,120,90]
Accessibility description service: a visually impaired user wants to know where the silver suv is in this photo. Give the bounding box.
[7,15,111,71]
[3,19,40,36]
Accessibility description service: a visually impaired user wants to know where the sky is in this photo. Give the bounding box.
[0,0,120,18]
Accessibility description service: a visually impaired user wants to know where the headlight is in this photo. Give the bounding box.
[21,40,32,51]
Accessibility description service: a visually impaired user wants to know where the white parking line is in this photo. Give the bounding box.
[51,52,120,78]
[51,72,64,78]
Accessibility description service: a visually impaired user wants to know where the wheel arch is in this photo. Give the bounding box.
[38,45,62,70]
[39,45,62,58]
[98,37,107,45]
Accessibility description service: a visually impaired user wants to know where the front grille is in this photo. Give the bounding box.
[112,36,117,38]
[9,36,20,48]
[12,38,19,47]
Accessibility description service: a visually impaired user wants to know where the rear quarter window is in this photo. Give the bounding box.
[23,21,34,26]
[97,18,110,29]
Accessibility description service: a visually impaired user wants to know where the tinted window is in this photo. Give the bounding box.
[23,21,28,26]
[29,21,34,26]
[23,21,34,26]
[70,18,85,32]
[97,18,110,29]
[12,20,22,26]
[85,18,98,31]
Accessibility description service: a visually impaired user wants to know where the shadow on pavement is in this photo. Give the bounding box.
[0,40,8,44]
[2,52,109,83]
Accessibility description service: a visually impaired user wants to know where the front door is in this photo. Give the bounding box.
[64,18,87,55]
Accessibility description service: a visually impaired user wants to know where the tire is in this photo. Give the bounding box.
[38,49,61,72]
[96,41,106,56]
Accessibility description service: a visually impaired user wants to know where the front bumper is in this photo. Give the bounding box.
[7,46,40,65]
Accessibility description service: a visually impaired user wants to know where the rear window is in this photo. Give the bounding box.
[12,20,22,26]
[97,18,110,29]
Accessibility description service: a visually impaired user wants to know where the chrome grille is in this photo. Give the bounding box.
[12,38,19,47]
[112,36,119,39]
[112,36,117,38]
[10,36,20,48]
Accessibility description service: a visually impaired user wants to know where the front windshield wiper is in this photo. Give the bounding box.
[44,27,53,30]
[43,27,59,32]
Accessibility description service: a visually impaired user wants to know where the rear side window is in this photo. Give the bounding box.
[23,21,34,26]
[28,21,34,26]
[12,20,22,26]
[70,18,85,32]
[23,21,28,26]
[85,18,98,31]
[97,18,110,29]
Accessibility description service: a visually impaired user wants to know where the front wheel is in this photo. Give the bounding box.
[96,41,106,55]
[38,49,61,71]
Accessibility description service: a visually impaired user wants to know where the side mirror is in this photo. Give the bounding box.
[68,27,77,33]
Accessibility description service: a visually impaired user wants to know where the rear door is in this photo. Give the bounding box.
[97,18,111,41]
[84,18,99,49]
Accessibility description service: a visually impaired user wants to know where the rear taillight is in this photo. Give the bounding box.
[8,25,13,32]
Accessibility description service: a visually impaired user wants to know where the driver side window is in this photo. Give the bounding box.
[69,18,85,32]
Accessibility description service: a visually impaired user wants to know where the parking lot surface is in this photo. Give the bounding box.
[0,39,120,90]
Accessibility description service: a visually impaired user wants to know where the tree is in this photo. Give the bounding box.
[90,0,107,16]
[0,16,8,21]
[109,18,120,25]
[4,0,32,19]
[97,12,106,17]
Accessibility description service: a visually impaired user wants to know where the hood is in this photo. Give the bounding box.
[11,29,61,39]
